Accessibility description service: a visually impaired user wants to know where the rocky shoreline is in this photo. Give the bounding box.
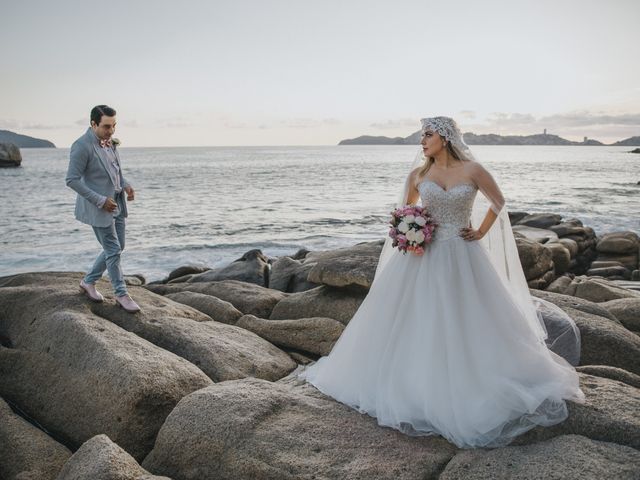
[1,211,639,479]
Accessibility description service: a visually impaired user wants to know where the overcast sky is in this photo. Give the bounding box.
[2,0,638,146]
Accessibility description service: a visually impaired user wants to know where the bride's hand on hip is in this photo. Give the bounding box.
[459,227,484,241]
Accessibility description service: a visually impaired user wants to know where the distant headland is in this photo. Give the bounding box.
[0,130,56,148]
[338,130,640,147]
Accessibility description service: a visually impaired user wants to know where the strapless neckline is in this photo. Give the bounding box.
[418,178,477,193]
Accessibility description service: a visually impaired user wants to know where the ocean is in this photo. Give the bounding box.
[1,145,638,281]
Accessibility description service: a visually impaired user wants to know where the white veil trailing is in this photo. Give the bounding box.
[373,116,581,363]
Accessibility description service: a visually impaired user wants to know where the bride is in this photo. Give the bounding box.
[297,116,586,449]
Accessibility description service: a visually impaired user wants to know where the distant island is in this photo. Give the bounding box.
[0,130,56,148]
[339,131,640,147]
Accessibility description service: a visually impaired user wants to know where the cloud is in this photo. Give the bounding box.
[458,110,476,119]
[369,118,418,129]
[0,119,19,129]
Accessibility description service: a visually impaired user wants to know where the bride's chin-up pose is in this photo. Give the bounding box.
[297,116,586,449]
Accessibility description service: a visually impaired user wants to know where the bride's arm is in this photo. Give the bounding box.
[404,168,421,205]
[460,162,505,241]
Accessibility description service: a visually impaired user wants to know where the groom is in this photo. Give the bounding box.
[65,105,141,313]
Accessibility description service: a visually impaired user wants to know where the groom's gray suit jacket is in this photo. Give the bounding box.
[65,127,131,227]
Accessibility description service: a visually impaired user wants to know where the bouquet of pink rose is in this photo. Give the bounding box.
[388,205,437,255]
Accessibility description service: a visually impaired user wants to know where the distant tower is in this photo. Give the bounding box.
[583,136,588,143]
[543,129,547,135]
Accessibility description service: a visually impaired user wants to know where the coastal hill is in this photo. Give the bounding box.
[339,131,640,146]
[0,130,55,148]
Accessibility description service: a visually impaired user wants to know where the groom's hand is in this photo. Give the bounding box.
[124,186,135,201]
[102,197,117,212]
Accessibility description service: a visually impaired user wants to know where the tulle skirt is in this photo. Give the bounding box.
[297,235,586,449]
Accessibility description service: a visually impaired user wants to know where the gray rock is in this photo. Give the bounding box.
[0,272,213,462]
[145,279,287,318]
[558,237,579,258]
[515,213,562,229]
[0,142,22,167]
[587,266,630,278]
[0,396,71,480]
[565,307,640,375]
[142,377,457,480]
[303,240,384,264]
[546,242,571,274]
[515,237,554,281]
[576,366,640,389]
[123,274,145,286]
[545,275,574,295]
[532,298,581,365]
[570,276,640,303]
[165,291,243,324]
[596,231,639,254]
[270,285,367,325]
[531,289,619,322]
[187,249,270,286]
[590,260,625,269]
[235,314,345,356]
[595,252,639,271]
[307,254,378,289]
[90,289,296,382]
[441,434,640,480]
[599,297,640,332]
[512,225,559,243]
[268,256,317,293]
[165,264,210,283]
[56,434,170,480]
[511,373,640,449]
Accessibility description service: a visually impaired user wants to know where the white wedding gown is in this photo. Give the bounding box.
[297,179,586,449]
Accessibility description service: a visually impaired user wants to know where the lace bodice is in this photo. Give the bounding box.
[418,179,478,241]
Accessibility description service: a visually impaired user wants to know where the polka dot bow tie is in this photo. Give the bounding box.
[99,138,113,148]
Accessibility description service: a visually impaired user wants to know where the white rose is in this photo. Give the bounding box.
[415,230,425,243]
[398,221,409,233]
[415,216,427,226]
[406,229,416,242]
[404,214,415,223]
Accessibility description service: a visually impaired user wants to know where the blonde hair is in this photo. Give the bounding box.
[417,140,467,178]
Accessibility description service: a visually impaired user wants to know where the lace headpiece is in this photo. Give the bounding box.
[420,116,474,161]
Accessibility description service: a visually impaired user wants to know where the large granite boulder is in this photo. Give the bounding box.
[145,279,287,318]
[56,434,170,480]
[596,231,640,255]
[512,225,559,243]
[141,377,457,479]
[511,373,640,449]
[441,434,640,480]
[569,276,640,303]
[307,254,377,289]
[270,285,367,325]
[564,307,640,374]
[576,366,640,389]
[187,249,270,287]
[599,297,640,332]
[515,213,563,229]
[0,272,213,461]
[531,289,620,322]
[165,291,243,324]
[268,255,318,292]
[0,142,22,167]
[0,396,71,480]
[235,314,345,356]
[91,291,296,381]
[515,237,554,287]
[165,264,210,283]
[545,242,572,274]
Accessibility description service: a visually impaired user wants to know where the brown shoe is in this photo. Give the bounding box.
[115,294,141,313]
[79,280,104,303]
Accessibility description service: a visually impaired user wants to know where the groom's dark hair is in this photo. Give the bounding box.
[90,105,116,125]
